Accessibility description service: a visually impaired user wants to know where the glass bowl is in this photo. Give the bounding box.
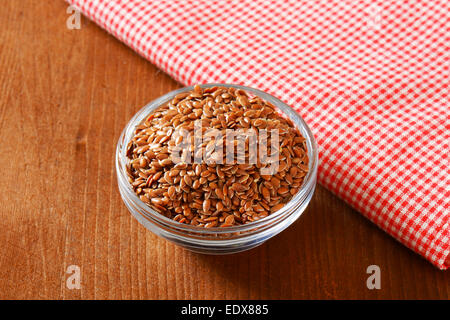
[115,84,318,254]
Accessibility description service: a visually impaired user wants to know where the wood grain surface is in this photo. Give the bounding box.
[0,1,447,300]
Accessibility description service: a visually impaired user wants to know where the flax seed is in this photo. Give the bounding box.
[203,199,211,213]
[168,186,176,198]
[126,85,309,227]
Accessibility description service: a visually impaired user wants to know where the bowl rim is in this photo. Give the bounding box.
[116,83,318,235]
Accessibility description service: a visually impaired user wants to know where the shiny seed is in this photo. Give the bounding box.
[278,187,289,195]
[168,186,176,198]
[205,221,218,228]
[192,179,201,189]
[203,199,211,212]
[262,187,270,199]
[126,85,309,228]
[271,203,284,212]
[225,215,235,225]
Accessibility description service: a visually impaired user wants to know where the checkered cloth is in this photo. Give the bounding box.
[67,0,449,269]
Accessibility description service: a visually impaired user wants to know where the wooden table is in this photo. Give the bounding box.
[0,1,447,300]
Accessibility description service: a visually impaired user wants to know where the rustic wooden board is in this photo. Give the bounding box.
[0,1,447,299]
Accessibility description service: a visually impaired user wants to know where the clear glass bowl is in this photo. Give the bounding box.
[116,84,318,254]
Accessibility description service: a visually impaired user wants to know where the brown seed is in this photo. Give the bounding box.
[237,95,250,107]
[261,187,270,199]
[285,174,293,185]
[298,164,309,172]
[151,198,163,205]
[200,170,211,177]
[127,85,309,228]
[231,183,246,192]
[173,214,183,222]
[192,179,201,189]
[183,206,192,216]
[253,119,266,127]
[270,177,281,188]
[253,204,265,212]
[216,166,225,180]
[205,221,218,228]
[193,84,202,94]
[168,186,176,198]
[159,158,172,167]
[271,203,284,212]
[203,199,211,213]
[278,161,288,172]
[220,223,233,228]
[174,162,188,169]
[152,171,162,181]
[278,187,289,195]
[139,157,148,168]
[289,166,298,176]
[215,188,224,199]
[216,201,224,212]
[224,215,235,225]
[183,175,192,186]
[169,169,180,177]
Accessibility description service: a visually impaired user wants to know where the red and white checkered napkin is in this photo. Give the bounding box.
[68,0,449,269]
